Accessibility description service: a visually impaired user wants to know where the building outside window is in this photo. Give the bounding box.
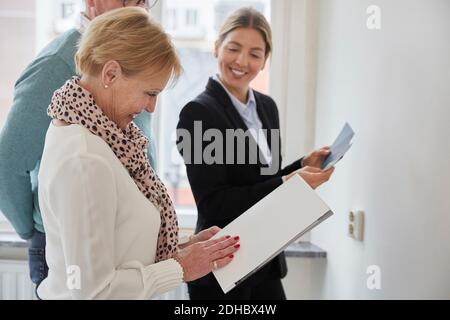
[166,8,177,30]
[185,9,198,26]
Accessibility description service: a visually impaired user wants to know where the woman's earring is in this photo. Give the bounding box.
[104,84,109,89]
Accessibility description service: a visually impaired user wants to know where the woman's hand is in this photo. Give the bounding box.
[285,166,335,189]
[302,146,331,169]
[194,226,221,242]
[178,226,221,250]
[174,235,241,282]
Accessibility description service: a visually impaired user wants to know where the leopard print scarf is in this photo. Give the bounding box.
[48,77,178,262]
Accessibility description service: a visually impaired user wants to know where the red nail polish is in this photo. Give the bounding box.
[229,254,234,258]
[234,244,240,249]
[226,235,231,239]
[234,236,240,240]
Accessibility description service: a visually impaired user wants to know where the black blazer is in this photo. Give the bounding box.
[176,78,302,289]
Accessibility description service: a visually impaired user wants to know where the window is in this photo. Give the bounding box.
[0,0,82,227]
[53,0,83,36]
[156,0,271,222]
[166,8,178,30]
[0,0,82,128]
[61,2,76,19]
[185,9,198,27]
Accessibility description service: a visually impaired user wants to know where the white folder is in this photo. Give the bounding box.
[212,175,333,294]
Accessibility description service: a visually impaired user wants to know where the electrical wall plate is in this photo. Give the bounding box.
[348,210,364,241]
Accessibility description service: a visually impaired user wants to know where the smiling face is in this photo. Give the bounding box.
[110,71,170,129]
[215,27,267,102]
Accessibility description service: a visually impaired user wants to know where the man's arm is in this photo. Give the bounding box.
[0,55,74,239]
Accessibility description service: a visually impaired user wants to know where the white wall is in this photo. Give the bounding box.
[310,0,450,299]
[271,0,319,164]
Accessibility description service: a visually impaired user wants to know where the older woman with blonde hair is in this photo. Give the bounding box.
[37,7,240,300]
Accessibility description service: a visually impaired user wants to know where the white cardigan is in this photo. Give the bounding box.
[37,123,183,299]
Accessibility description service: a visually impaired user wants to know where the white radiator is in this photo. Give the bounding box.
[0,260,36,300]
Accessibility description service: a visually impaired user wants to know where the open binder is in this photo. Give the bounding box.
[212,175,333,294]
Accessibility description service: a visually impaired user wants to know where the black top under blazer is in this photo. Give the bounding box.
[176,78,303,289]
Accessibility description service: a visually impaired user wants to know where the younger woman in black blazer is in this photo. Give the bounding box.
[177,7,335,300]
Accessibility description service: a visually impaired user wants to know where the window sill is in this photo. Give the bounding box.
[285,241,326,258]
[0,213,327,259]
[0,233,326,260]
[0,232,27,248]
[0,234,326,260]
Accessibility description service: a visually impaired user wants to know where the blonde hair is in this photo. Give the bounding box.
[217,7,272,59]
[76,7,181,83]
